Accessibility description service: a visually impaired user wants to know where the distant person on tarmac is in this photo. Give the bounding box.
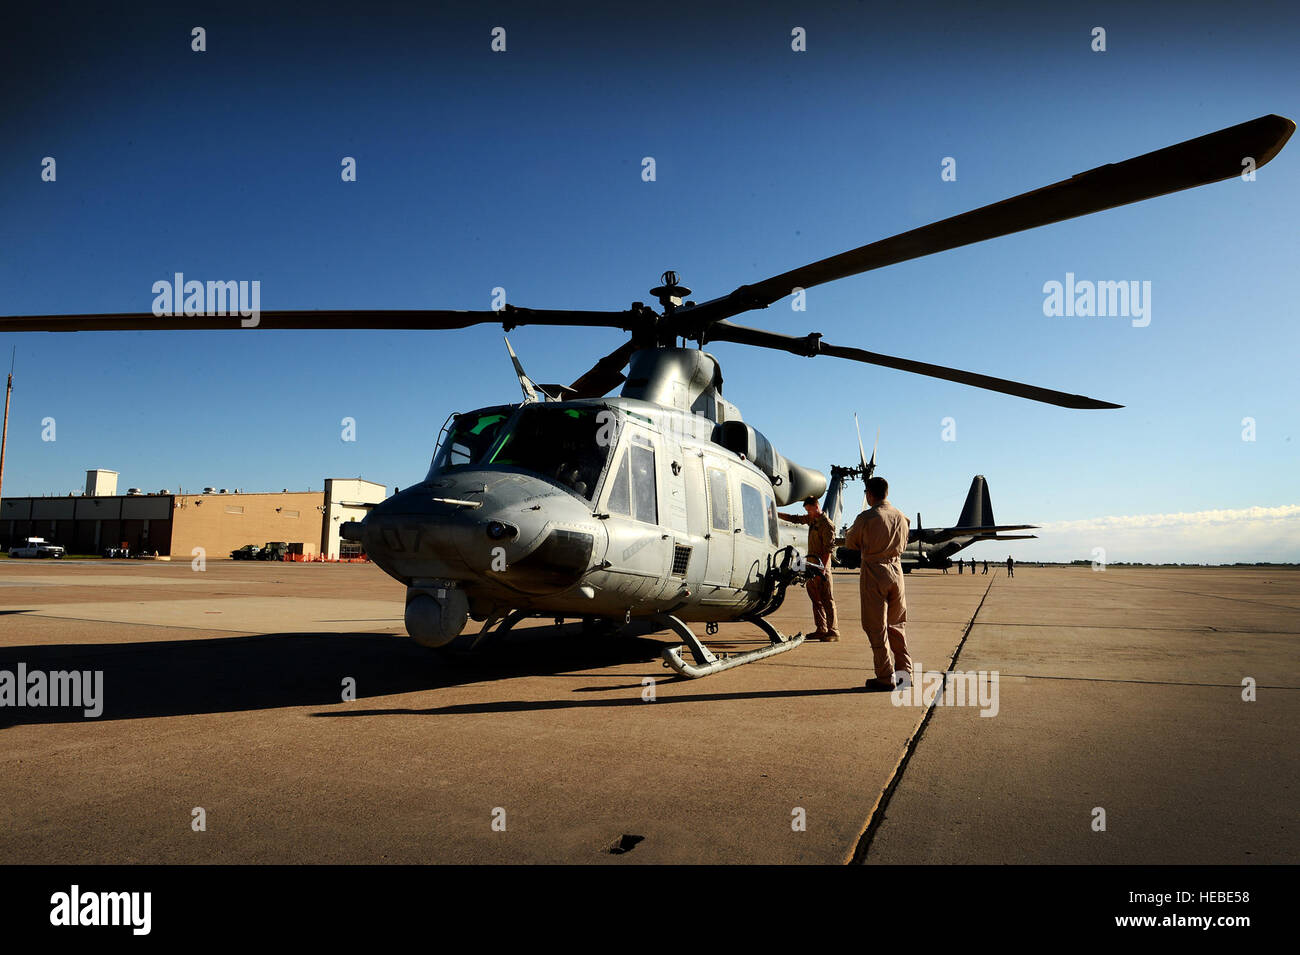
[983,559,989,575]
[941,561,949,574]
[846,477,911,691]
[957,558,963,574]
[1006,555,1015,577]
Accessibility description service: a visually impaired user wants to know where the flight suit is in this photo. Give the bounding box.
[845,501,911,683]
[779,510,839,638]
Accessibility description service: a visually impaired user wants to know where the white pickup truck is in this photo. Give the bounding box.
[9,537,66,558]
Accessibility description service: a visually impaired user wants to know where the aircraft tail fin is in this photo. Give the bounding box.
[957,475,995,528]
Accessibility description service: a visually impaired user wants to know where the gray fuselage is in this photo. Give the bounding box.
[352,397,798,626]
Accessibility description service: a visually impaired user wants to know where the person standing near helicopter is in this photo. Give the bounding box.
[845,477,911,690]
[778,496,839,641]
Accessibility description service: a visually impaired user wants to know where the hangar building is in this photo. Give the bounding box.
[1,470,386,559]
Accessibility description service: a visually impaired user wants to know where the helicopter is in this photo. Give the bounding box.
[3,114,1293,678]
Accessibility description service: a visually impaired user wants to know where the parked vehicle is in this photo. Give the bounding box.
[257,541,289,561]
[10,537,65,559]
[230,544,261,560]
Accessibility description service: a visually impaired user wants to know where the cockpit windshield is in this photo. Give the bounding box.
[428,406,513,477]
[485,405,612,500]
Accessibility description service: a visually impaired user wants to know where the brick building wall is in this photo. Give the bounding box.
[169,491,324,559]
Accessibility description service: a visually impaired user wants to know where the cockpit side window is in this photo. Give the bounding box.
[629,439,657,523]
[604,434,657,523]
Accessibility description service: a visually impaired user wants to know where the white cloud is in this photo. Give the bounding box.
[1043,504,1300,533]
[976,504,1300,564]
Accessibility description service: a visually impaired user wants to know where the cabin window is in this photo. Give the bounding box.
[606,438,657,523]
[766,495,778,545]
[707,467,729,531]
[741,483,765,539]
[629,442,658,524]
[607,454,631,516]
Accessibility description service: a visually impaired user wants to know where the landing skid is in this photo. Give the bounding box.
[653,613,805,679]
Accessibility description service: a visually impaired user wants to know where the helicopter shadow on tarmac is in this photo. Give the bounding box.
[313,684,863,721]
[0,621,679,729]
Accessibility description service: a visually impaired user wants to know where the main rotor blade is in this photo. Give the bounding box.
[0,307,639,333]
[706,320,1122,409]
[677,114,1295,326]
[566,338,641,399]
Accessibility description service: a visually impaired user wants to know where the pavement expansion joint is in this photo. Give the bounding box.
[1091,576,1300,613]
[847,574,998,865]
[999,673,1300,690]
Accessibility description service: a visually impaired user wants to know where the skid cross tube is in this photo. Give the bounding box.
[652,613,805,679]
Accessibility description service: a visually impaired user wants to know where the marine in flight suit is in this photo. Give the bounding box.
[845,477,911,689]
[778,496,839,641]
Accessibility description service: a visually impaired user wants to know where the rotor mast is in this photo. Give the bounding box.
[646,271,693,346]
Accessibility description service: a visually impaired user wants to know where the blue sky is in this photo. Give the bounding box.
[2,0,1297,562]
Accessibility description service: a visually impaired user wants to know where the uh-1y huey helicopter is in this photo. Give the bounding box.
[3,115,1293,678]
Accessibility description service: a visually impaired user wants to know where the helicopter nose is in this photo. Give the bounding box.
[345,483,480,578]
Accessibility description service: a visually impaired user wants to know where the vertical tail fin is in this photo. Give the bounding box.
[957,475,995,528]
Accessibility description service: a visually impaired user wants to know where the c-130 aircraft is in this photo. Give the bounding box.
[3,115,1292,678]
